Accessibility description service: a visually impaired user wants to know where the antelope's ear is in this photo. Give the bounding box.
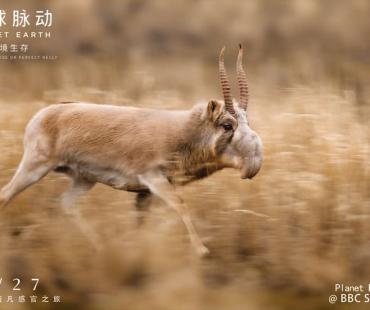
[206,100,223,122]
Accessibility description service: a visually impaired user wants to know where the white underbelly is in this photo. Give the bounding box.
[56,162,146,191]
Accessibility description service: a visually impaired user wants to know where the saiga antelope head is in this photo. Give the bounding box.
[197,44,263,180]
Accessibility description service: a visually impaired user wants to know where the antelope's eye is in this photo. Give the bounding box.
[222,123,233,131]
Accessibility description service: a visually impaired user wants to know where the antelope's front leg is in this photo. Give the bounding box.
[138,171,209,257]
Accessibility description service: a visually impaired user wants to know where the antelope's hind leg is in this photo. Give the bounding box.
[61,177,101,249]
[0,151,54,208]
[61,178,95,213]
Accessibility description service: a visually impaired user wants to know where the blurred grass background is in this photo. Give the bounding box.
[0,0,369,309]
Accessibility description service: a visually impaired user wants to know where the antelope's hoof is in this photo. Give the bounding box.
[197,245,210,257]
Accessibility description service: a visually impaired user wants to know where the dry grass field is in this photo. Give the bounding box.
[0,58,369,310]
[0,1,370,309]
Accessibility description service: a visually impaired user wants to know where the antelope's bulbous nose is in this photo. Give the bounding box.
[241,155,262,179]
[240,134,263,180]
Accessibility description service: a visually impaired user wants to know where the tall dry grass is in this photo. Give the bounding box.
[0,0,369,308]
[0,58,369,310]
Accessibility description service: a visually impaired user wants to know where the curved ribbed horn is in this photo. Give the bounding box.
[219,46,236,117]
[236,44,249,110]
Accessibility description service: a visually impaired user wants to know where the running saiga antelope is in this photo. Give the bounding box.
[0,45,263,256]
